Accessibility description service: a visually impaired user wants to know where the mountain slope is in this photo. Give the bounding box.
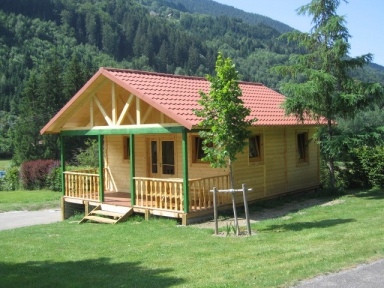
[156,0,294,33]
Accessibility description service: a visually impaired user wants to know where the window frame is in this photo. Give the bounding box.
[248,134,263,163]
[296,131,309,164]
[192,135,211,164]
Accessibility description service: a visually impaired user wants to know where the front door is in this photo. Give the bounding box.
[149,138,175,177]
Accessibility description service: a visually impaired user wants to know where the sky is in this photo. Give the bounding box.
[214,0,384,67]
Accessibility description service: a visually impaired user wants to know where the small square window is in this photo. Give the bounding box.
[249,135,263,162]
[123,136,130,160]
[192,136,211,163]
[297,132,308,163]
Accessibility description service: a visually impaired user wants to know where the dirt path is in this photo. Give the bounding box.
[190,197,340,229]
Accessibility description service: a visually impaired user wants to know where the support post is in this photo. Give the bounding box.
[182,129,189,213]
[130,134,135,205]
[98,135,104,202]
[231,191,239,236]
[60,134,66,196]
[242,184,251,235]
[213,187,218,235]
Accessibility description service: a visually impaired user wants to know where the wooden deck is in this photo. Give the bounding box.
[103,192,132,206]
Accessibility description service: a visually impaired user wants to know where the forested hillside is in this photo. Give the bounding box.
[0,0,383,162]
[150,0,294,33]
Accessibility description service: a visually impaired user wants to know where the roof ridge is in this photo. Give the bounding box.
[103,67,207,81]
[102,67,264,86]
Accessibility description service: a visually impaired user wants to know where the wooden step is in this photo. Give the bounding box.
[100,204,131,214]
[79,205,133,224]
[91,210,124,218]
[83,215,117,224]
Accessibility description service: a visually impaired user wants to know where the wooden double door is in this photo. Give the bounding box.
[149,137,176,178]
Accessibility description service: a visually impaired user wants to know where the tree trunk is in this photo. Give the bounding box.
[229,159,239,236]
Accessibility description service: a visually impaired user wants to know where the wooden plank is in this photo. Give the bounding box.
[94,94,112,126]
[116,208,133,223]
[117,94,134,125]
[136,97,141,125]
[91,210,124,217]
[84,215,117,224]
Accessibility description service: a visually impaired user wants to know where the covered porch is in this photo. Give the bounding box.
[63,168,231,223]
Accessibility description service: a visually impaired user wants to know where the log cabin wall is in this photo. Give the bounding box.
[232,126,320,203]
[103,126,319,200]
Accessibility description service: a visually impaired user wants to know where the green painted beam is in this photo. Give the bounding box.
[182,128,189,213]
[60,134,66,196]
[130,134,135,206]
[61,125,186,136]
[98,135,104,202]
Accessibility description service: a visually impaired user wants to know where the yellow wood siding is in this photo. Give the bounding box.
[104,126,320,201]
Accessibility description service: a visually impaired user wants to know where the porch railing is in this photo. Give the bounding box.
[134,174,230,212]
[64,169,100,201]
[188,174,231,212]
[64,170,230,212]
[134,177,184,211]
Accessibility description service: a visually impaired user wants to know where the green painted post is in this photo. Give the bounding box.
[60,134,66,196]
[182,129,189,213]
[130,134,135,206]
[98,135,104,202]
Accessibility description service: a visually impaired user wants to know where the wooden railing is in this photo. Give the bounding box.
[64,169,100,201]
[188,174,231,212]
[134,174,230,212]
[134,177,184,211]
[64,170,230,212]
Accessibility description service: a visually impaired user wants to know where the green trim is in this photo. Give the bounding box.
[61,126,185,136]
[130,134,135,205]
[60,134,66,196]
[182,128,189,213]
[98,135,104,202]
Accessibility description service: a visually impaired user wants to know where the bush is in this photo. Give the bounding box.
[46,164,62,192]
[2,166,20,191]
[20,160,60,190]
[73,138,98,167]
[356,146,384,188]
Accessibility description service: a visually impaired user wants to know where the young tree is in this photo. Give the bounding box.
[274,0,383,190]
[194,53,257,189]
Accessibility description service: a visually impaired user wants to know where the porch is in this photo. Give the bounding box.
[63,169,231,224]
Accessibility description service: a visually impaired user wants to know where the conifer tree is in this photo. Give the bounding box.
[274,0,383,190]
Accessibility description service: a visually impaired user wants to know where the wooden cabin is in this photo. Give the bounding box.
[41,68,322,225]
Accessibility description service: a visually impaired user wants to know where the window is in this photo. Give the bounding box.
[297,132,308,163]
[249,135,263,162]
[123,136,130,160]
[192,136,212,163]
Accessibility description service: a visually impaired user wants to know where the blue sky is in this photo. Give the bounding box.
[214,0,384,67]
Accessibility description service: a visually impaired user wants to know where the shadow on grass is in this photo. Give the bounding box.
[259,218,356,232]
[352,188,384,200]
[0,257,185,288]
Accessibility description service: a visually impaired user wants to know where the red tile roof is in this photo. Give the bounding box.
[41,68,322,134]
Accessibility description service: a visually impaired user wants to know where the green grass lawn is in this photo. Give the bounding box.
[0,190,61,212]
[0,159,11,170]
[0,188,383,287]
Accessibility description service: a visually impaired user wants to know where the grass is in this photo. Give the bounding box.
[0,190,61,212]
[0,188,383,287]
[0,159,11,170]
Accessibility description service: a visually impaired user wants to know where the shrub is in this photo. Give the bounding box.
[46,163,62,192]
[73,138,98,167]
[20,160,60,190]
[356,146,384,188]
[2,166,20,191]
